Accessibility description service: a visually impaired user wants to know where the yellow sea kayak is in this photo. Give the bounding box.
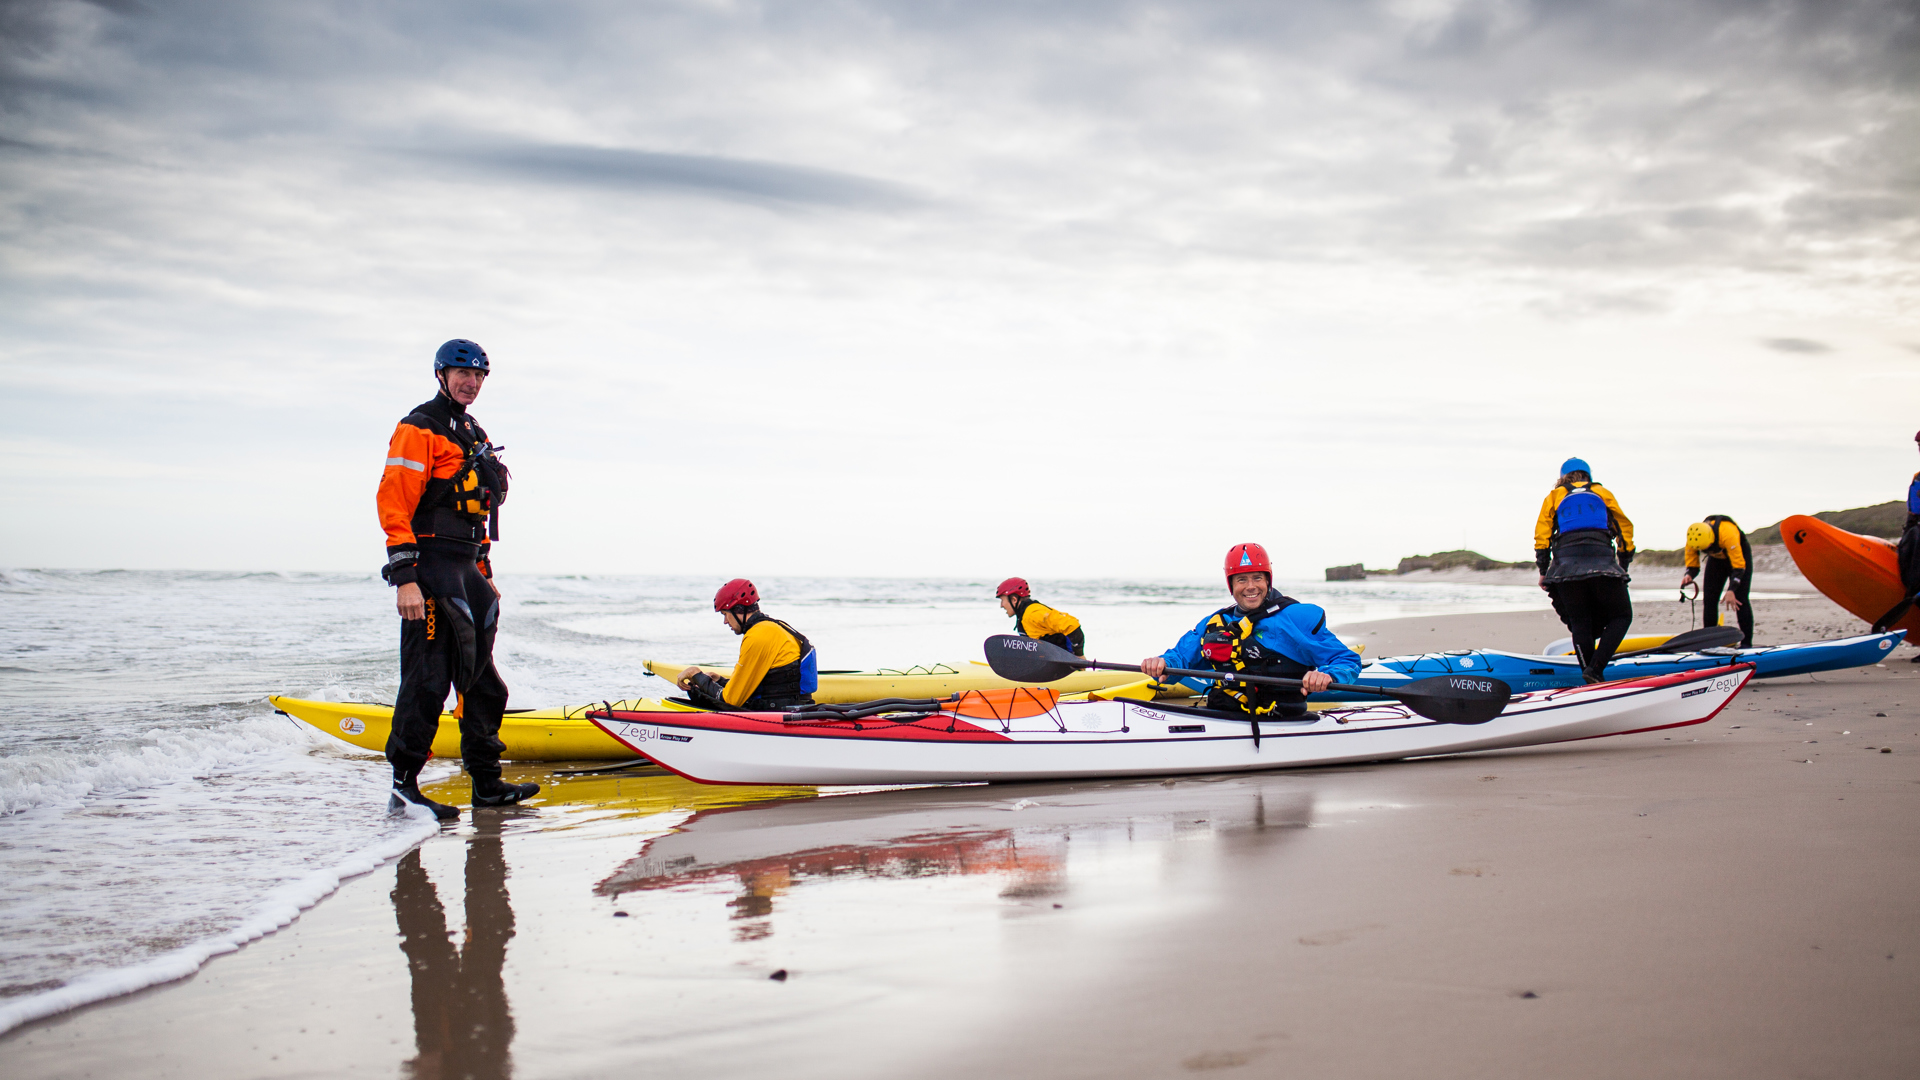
[640,659,1190,703]
[271,695,665,761]
[1540,632,1681,657]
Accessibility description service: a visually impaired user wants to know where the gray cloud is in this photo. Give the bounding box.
[418,139,920,212]
[2,0,1917,328]
[1763,337,1833,354]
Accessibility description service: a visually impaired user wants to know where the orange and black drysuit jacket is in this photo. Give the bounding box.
[377,393,508,587]
[1684,516,1750,590]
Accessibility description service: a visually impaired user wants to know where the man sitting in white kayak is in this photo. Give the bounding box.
[1140,543,1361,718]
[674,578,819,710]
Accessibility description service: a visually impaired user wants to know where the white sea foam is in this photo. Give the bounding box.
[0,814,436,1036]
[0,569,1569,1031]
[0,715,316,816]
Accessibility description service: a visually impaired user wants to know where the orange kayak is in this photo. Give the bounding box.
[1780,514,1920,634]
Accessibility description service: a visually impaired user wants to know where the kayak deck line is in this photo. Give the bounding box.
[585,665,1757,787]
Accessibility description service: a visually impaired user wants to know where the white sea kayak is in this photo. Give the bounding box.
[587,664,1754,786]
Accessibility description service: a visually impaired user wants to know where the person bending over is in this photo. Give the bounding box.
[675,579,818,710]
[1140,543,1360,718]
[1535,457,1635,683]
[1682,516,1753,648]
[995,577,1085,656]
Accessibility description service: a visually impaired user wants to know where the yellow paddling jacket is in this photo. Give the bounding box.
[1684,517,1748,572]
[1534,482,1634,568]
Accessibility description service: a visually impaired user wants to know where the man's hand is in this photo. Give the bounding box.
[675,667,703,690]
[1301,670,1333,693]
[1681,572,1695,588]
[1141,657,1167,681]
[1723,591,1743,612]
[1538,574,1548,592]
[397,582,426,620]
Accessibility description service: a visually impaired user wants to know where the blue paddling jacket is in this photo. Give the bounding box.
[1159,592,1362,699]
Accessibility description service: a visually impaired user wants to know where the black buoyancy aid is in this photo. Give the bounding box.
[1552,481,1615,548]
[1010,598,1086,656]
[739,614,816,707]
[1199,590,1312,716]
[1698,515,1744,559]
[407,395,510,548]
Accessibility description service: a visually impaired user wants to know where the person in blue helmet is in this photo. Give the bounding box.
[1139,543,1361,718]
[377,339,538,821]
[1533,457,1636,683]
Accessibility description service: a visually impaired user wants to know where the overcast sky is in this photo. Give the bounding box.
[2,0,1915,579]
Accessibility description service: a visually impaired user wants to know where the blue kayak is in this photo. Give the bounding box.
[1313,631,1905,701]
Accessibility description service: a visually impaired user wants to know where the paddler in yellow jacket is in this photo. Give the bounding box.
[674,579,818,710]
[1534,457,1636,683]
[996,577,1085,656]
[1681,516,1753,647]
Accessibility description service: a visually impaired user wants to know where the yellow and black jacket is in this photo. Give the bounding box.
[1684,516,1749,586]
[1534,481,1634,581]
[377,394,506,587]
[1012,598,1085,656]
[722,615,815,709]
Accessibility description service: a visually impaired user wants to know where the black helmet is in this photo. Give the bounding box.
[434,339,489,373]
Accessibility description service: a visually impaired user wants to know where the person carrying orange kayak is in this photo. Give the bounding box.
[675,579,819,710]
[995,578,1085,657]
[1681,516,1753,647]
[1895,431,1920,658]
[1535,457,1636,683]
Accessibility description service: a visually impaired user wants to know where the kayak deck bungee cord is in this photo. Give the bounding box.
[585,665,1756,786]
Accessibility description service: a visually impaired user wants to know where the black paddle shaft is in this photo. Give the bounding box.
[1104,659,1369,696]
[983,635,1511,725]
[1610,625,1743,659]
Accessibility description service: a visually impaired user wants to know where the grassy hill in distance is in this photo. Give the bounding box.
[1601,501,1907,568]
[1747,501,1906,544]
[1330,504,1909,580]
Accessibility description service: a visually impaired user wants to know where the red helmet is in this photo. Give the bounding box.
[713,578,759,612]
[1224,542,1272,582]
[995,577,1031,599]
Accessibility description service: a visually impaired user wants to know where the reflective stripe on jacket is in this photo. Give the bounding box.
[378,394,495,582]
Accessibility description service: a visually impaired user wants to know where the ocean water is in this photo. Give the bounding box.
[0,568,1564,1029]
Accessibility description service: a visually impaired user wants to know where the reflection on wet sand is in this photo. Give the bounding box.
[392,816,515,1080]
[595,782,1314,937]
[422,765,815,820]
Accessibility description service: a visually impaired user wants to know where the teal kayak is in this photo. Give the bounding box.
[1313,631,1904,701]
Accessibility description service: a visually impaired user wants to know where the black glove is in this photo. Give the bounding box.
[686,672,728,710]
[1618,549,1634,569]
[381,549,419,587]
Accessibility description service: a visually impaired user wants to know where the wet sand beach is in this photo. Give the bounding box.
[5,597,1918,1079]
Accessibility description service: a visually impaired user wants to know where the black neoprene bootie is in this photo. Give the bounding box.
[472,775,540,808]
[390,765,460,822]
